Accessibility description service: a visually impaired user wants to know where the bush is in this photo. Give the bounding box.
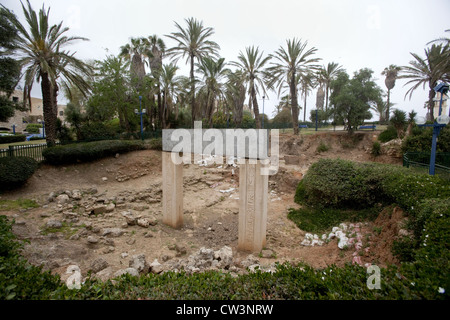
[297,159,450,210]
[0,157,38,190]
[298,159,386,208]
[0,134,26,144]
[371,141,381,156]
[25,123,42,134]
[378,126,397,143]
[42,140,145,165]
[402,125,450,153]
[79,122,118,141]
[316,141,330,153]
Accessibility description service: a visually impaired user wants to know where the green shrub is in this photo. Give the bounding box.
[42,140,145,165]
[316,141,330,153]
[144,138,162,151]
[378,125,397,143]
[79,122,118,141]
[371,141,381,156]
[0,157,38,190]
[25,123,42,134]
[402,125,450,153]
[297,159,450,210]
[0,134,26,144]
[298,159,386,208]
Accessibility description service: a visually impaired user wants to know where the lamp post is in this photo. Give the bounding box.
[416,82,449,175]
[134,96,146,141]
[12,124,16,134]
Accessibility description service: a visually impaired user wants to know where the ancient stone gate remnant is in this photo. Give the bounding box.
[162,123,278,252]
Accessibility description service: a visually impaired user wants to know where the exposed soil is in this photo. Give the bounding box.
[0,130,406,281]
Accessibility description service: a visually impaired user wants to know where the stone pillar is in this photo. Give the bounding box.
[162,151,183,229]
[237,159,268,252]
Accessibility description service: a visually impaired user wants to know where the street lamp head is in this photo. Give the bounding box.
[436,114,450,125]
[142,109,146,114]
[433,82,449,94]
[134,109,138,114]
[416,116,427,125]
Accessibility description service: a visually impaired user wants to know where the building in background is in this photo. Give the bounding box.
[0,90,66,132]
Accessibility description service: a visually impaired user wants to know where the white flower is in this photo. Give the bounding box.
[411,282,415,286]
[321,277,325,280]
[438,287,445,294]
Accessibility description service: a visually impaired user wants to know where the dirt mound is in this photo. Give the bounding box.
[366,206,408,267]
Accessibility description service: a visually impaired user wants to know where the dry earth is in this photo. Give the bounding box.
[0,131,406,282]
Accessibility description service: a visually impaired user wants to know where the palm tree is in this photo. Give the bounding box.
[427,30,450,83]
[299,71,316,122]
[119,37,147,90]
[6,0,92,145]
[370,99,393,124]
[159,63,179,128]
[224,70,246,127]
[390,108,407,139]
[165,17,220,126]
[143,35,166,128]
[319,62,343,111]
[400,44,449,121]
[145,35,166,77]
[196,56,229,127]
[230,46,271,129]
[381,64,401,122]
[267,38,320,134]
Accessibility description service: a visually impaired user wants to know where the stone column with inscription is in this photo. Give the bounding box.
[237,159,268,252]
[162,151,184,229]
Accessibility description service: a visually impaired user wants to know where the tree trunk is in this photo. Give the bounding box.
[40,73,57,146]
[157,89,163,129]
[290,74,299,135]
[190,55,196,127]
[385,89,391,123]
[427,88,436,121]
[325,84,329,112]
[251,85,261,129]
[303,90,307,122]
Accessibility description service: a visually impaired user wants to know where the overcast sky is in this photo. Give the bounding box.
[4,0,450,120]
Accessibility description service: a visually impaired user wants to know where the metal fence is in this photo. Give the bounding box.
[0,143,50,162]
[0,130,163,163]
[403,152,450,179]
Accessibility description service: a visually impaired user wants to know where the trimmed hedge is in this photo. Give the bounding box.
[0,156,38,190]
[297,158,450,209]
[42,140,145,165]
[25,123,42,134]
[0,134,26,144]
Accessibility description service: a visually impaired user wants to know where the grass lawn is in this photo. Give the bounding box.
[0,139,46,149]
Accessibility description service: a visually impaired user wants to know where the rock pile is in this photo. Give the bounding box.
[300,222,370,266]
